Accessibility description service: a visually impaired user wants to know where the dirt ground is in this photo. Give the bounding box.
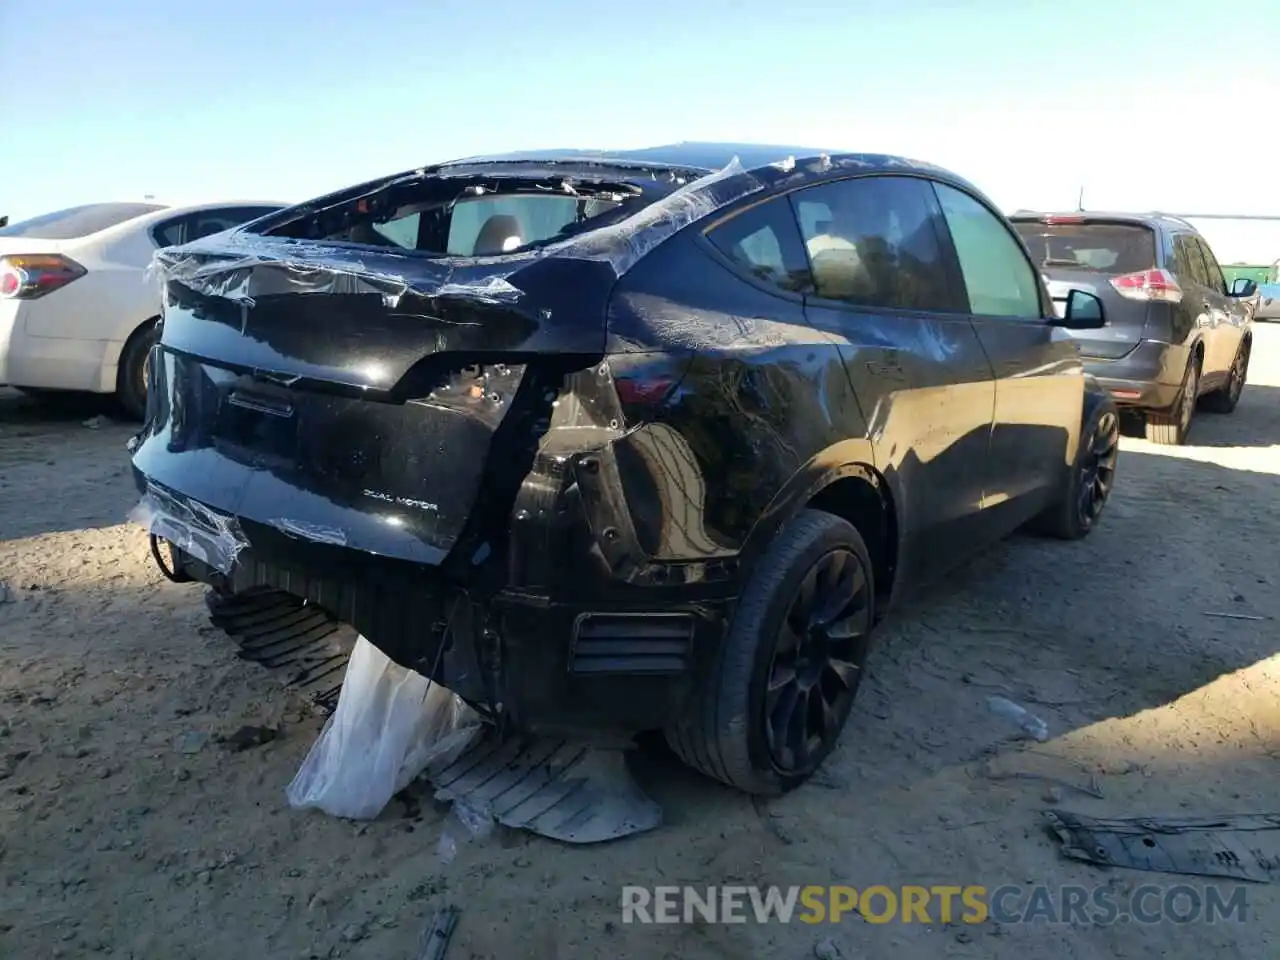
[2,328,1278,960]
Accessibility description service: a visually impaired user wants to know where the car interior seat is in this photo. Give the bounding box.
[472,215,524,255]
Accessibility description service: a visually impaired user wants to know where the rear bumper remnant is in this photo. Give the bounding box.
[1082,340,1189,412]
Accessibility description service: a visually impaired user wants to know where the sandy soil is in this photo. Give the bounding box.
[2,327,1279,960]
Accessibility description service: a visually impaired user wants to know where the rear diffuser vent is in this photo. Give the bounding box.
[569,612,694,675]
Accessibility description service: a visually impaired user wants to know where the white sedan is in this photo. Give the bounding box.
[0,200,284,418]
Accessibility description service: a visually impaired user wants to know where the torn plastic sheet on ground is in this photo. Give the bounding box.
[151,156,765,308]
[286,635,483,820]
[287,634,663,843]
[128,481,248,575]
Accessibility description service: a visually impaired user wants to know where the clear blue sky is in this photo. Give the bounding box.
[3,0,1277,227]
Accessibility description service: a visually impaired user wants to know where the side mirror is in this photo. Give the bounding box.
[1054,290,1106,329]
[1229,278,1257,297]
[0,216,7,229]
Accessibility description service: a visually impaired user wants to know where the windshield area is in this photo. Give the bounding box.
[0,202,165,240]
[267,177,636,257]
[1013,221,1155,274]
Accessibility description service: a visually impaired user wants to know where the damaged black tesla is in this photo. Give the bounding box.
[130,142,1119,796]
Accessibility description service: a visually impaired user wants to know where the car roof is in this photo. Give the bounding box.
[438,141,966,182]
[144,200,288,217]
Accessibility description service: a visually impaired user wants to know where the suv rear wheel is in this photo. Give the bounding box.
[665,509,875,795]
[1199,338,1250,415]
[1144,354,1200,445]
[1031,394,1119,540]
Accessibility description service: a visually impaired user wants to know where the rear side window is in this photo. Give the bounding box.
[1194,237,1226,293]
[789,176,962,311]
[705,197,812,293]
[1172,235,1210,287]
[0,203,164,240]
[935,184,1041,318]
[152,206,283,247]
[1012,220,1155,275]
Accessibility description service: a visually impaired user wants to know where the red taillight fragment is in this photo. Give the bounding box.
[0,254,87,300]
[1110,268,1182,304]
[606,354,688,426]
[615,376,676,407]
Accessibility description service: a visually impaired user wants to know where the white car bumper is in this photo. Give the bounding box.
[0,300,117,393]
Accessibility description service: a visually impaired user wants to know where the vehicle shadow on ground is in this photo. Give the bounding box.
[1191,383,1280,448]
[0,389,138,538]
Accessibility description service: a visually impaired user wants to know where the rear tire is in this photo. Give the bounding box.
[665,509,876,795]
[116,320,160,421]
[1031,394,1119,540]
[1144,354,1200,445]
[1199,338,1249,415]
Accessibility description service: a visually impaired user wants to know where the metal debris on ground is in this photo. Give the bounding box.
[417,905,459,960]
[82,415,110,429]
[1044,810,1280,883]
[1203,612,1269,621]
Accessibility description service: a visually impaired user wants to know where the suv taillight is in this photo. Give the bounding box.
[1110,268,1182,304]
[0,254,87,300]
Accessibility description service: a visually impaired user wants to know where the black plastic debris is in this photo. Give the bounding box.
[417,905,459,960]
[216,724,281,752]
[1044,810,1280,883]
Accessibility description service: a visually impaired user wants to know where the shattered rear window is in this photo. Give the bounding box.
[263,177,635,258]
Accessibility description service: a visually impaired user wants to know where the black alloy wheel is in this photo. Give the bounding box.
[763,547,872,774]
[1076,408,1119,531]
[1227,341,1249,405]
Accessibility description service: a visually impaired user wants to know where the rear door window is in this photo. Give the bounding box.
[151,206,283,247]
[1012,220,1155,275]
[705,197,813,293]
[1194,237,1226,293]
[789,175,964,311]
[0,203,164,240]
[935,184,1042,319]
[1174,235,1211,288]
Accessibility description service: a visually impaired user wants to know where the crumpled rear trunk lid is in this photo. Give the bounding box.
[129,156,764,569]
[131,238,615,567]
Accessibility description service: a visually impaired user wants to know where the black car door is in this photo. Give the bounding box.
[930,182,1083,529]
[789,174,996,590]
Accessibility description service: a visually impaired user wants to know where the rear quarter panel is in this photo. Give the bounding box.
[24,229,158,345]
[602,231,874,565]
